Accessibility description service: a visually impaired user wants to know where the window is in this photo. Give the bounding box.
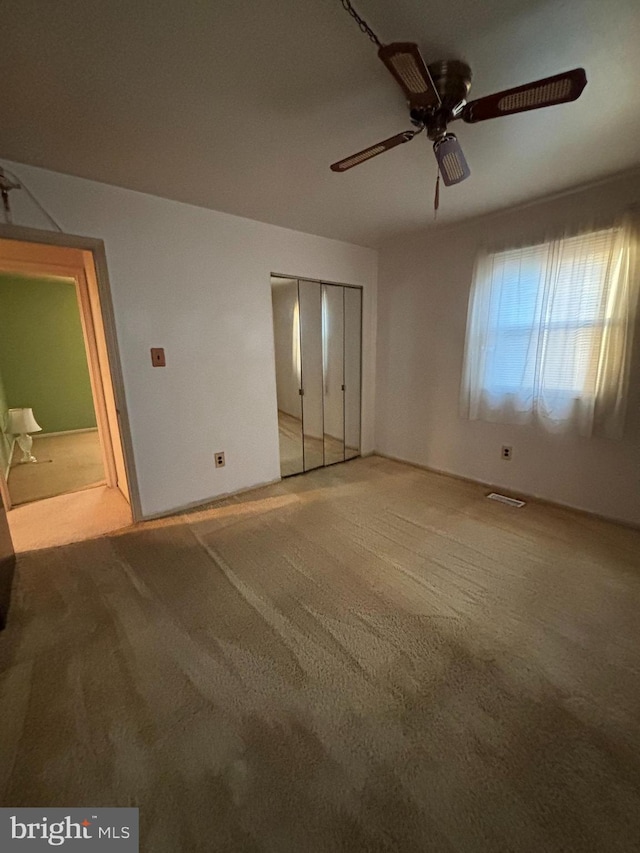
[461,220,637,437]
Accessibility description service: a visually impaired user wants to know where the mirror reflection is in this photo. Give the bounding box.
[272,276,362,478]
[344,287,362,460]
[271,277,303,476]
[322,284,345,465]
[299,281,324,472]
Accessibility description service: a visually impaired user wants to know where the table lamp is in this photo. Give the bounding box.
[7,407,42,463]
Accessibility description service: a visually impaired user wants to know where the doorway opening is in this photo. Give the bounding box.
[0,233,137,551]
[271,274,362,478]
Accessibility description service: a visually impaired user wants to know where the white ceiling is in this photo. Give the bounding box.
[1,0,639,247]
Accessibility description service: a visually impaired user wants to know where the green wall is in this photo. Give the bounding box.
[0,273,97,435]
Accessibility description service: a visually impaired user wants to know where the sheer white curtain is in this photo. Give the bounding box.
[460,217,638,438]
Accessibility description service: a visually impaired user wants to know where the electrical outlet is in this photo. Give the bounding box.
[501,445,512,460]
[214,451,225,468]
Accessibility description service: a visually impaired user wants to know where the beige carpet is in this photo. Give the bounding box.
[8,485,132,553]
[1,456,640,851]
[7,430,105,505]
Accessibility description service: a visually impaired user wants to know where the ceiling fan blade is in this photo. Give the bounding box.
[462,68,587,123]
[433,134,470,186]
[378,43,440,109]
[330,130,418,172]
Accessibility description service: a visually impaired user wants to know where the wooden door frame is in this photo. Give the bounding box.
[0,224,142,522]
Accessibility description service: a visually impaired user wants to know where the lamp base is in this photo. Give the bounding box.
[16,433,37,463]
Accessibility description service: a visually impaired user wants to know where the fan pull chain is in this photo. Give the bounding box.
[340,0,382,48]
[434,173,440,218]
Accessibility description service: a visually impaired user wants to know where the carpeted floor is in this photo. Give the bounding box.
[8,485,132,552]
[1,456,640,851]
[7,430,105,505]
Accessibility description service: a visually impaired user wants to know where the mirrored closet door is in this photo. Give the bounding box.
[271,278,304,475]
[321,284,344,466]
[344,286,362,461]
[299,280,324,472]
[271,276,362,478]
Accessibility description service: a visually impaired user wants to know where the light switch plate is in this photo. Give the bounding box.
[150,348,166,367]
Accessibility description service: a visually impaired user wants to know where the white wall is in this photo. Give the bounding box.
[3,161,377,518]
[376,170,640,526]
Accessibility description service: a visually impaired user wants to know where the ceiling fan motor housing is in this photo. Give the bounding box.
[410,60,473,139]
[428,60,473,108]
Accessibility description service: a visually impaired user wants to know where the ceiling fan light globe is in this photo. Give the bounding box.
[433,134,470,186]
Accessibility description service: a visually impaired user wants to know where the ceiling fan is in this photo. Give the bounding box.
[330,40,587,189]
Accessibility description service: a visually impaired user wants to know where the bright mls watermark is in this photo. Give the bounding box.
[0,809,138,850]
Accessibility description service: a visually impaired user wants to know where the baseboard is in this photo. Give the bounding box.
[373,451,640,532]
[140,476,283,522]
[35,427,98,439]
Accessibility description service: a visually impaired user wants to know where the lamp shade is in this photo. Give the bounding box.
[7,407,42,434]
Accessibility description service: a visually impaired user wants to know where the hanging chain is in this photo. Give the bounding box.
[340,0,382,48]
[0,168,19,225]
